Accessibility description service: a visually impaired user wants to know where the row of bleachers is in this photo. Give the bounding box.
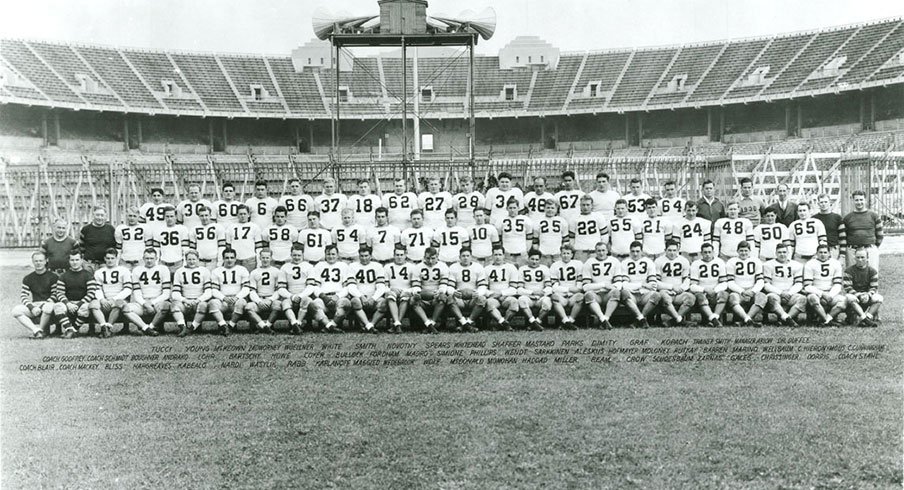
[169,53,243,111]
[1,39,83,103]
[218,55,283,113]
[724,33,814,100]
[417,56,469,98]
[798,20,900,92]
[473,57,532,98]
[320,57,383,99]
[647,43,724,106]
[29,42,123,108]
[265,59,326,115]
[0,59,47,102]
[528,54,582,110]
[121,50,190,97]
[686,40,768,103]
[763,27,857,95]
[608,48,677,108]
[841,22,904,84]
[75,45,163,109]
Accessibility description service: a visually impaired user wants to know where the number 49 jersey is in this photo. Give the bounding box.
[690,258,727,289]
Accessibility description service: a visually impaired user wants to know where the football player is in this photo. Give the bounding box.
[587,172,620,220]
[177,183,213,229]
[279,179,314,231]
[89,248,133,337]
[524,176,555,228]
[383,178,419,229]
[517,249,552,331]
[624,177,651,220]
[227,204,264,271]
[348,179,381,228]
[209,247,250,336]
[448,247,486,332]
[581,241,623,330]
[672,201,711,261]
[483,246,520,331]
[368,207,402,264]
[332,208,365,262]
[570,195,609,262]
[638,198,667,259]
[608,199,641,259]
[555,171,584,226]
[655,240,694,327]
[52,250,96,339]
[432,208,470,264]
[126,248,172,334]
[310,245,354,332]
[115,206,149,270]
[297,210,332,264]
[190,205,226,270]
[171,250,213,337]
[499,197,533,266]
[713,201,754,260]
[152,206,190,274]
[13,251,57,338]
[725,241,767,327]
[278,245,318,334]
[485,172,523,227]
[843,247,882,327]
[549,245,584,329]
[803,244,846,327]
[753,208,790,262]
[689,242,729,327]
[246,180,278,229]
[789,201,827,263]
[410,247,452,333]
[659,180,685,225]
[763,242,804,327]
[348,245,386,333]
[400,209,432,263]
[535,199,569,266]
[469,208,499,264]
[621,241,660,328]
[418,177,453,229]
[139,187,170,234]
[245,248,283,334]
[314,177,347,230]
[383,244,415,333]
[452,176,484,228]
[213,182,242,228]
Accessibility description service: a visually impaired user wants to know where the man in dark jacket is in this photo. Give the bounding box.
[696,180,725,223]
[80,206,116,272]
[764,184,798,227]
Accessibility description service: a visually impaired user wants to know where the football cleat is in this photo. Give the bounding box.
[781,316,798,328]
[143,327,160,337]
[291,323,302,335]
[101,324,113,338]
[528,319,544,332]
[63,329,76,339]
[710,318,723,328]
[177,325,189,337]
[600,319,613,330]
[31,330,45,340]
[423,321,439,334]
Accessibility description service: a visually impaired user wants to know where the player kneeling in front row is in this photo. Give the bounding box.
[803,244,846,327]
[655,240,694,327]
[449,247,486,332]
[348,245,387,333]
[53,250,96,339]
[90,248,139,337]
[582,241,623,330]
[483,246,520,331]
[383,245,415,333]
[763,243,805,327]
[620,241,660,328]
[517,249,553,331]
[278,245,318,335]
[689,242,729,327]
[245,249,283,334]
[13,251,58,339]
[725,241,767,327]
[410,247,452,334]
[171,250,213,337]
[843,247,882,327]
[549,245,585,329]
[209,247,251,336]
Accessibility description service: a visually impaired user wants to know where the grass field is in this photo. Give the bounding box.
[1,257,902,488]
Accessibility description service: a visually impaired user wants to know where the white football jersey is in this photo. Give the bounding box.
[349,261,386,296]
[177,199,213,229]
[400,226,433,262]
[173,266,211,300]
[763,259,803,291]
[382,192,419,229]
[485,187,523,226]
[417,191,453,229]
[115,224,149,262]
[280,261,314,295]
[523,191,556,226]
[367,225,402,262]
[638,216,668,256]
[212,199,242,227]
[348,194,381,228]
[690,258,727,289]
[190,223,226,261]
[726,257,764,290]
[499,215,533,255]
[452,191,484,228]
[550,260,584,290]
[95,266,132,298]
[278,194,314,230]
[226,222,262,260]
[332,225,365,259]
[571,213,609,252]
[754,223,790,260]
[263,224,300,263]
[153,225,190,263]
[804,258,843,292]
[484,263,519,293]
[450,262,486,290]
[314,193,348,230]
[432,226,469,263]
[555,190,584,225]
[131,264,171,302]
[582,256,622,288]
[536,216,569,256]
[297,228,332,263]
[212,265,250,297]
[245,196,278,229]
[655,255,691,289]
[469,224,499,260]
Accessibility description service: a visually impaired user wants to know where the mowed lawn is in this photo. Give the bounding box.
[1,257,902,489]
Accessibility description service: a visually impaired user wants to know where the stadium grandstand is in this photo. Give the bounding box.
[1,14,903,247]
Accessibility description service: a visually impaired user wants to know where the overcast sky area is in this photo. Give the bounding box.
[1,0,901,56]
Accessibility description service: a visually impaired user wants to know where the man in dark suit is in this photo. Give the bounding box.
[765,184,798,227]
[696,179,725,223]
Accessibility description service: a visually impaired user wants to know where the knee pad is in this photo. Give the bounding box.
[517,296,531,309]
[727,293,741,306]
[337,298,351,310]
[583,291,598,304]
[40,302,55,314]
[766,293,780,305]
[807,294,820,305]
[89,299,101,310]
[12,304,30,316]
[502,297,518,311]
[538,297,552,310]
[647,292,661,304]
[753,293,767,308]
[245,302,258,313]
[694,292,707,305]
[487,298,500,310]
[872,293,884,304]
[350,297,363,310]
[473,295,487,307]
[196,301,208,313]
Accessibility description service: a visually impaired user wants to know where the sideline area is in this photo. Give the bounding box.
[1,236,902,267]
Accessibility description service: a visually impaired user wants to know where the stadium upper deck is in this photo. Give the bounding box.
[1,18,902,119]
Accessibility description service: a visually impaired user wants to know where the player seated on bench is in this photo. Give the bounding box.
[549,245,585,330]
[654,240,694,327]
[347,245,387,334]
[410,247,452,334]
[517,248,553,331]
[689,242,729,327]
[725,241,767,327]
[171,250,213,337]
[209,247,251,336]
[803,244,846,327]
[245,249,283,334]
[448,247,487,332]
[763,243,805,327]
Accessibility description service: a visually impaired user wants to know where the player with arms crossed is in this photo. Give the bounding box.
[171,250,213,337]
[725,241,767,327]
[655,240,694,328]
[843,247,882,327]
[89,248,134,337]
[803,244,846,327]
[409,247,452,334]
[126,248,172,334]
[209,247,250,336]
[535,200,569,265]
[581,241,624,330]
[763,243,805,327]
[383,245,415,333]
[483,246,521,331]
[278,245,318,334]
[689,242,729,327]
[448,247,486,332]
[347,245,387,333]
[13,251,57,338]
[549,245,585,329]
